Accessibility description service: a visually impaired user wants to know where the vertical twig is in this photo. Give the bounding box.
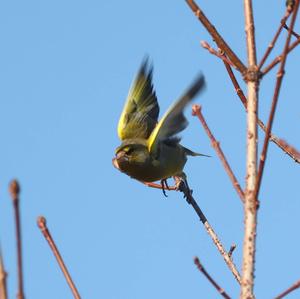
[37,216,81,299]
[9,180,25,299]
[192,105,245,203]
[254,0,300,200]
[241,1,258,298]
[0,248,8,299]
[274,279,300,299]
[194,257,231,299]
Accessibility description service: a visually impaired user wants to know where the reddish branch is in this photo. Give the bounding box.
[201,42,300,163]
[274,279,300,299]
[192,105,245,203]
[185,0,247,74]
[9,180,25,299]
[254,0,300,200]
[194,257,231,299]
[37,216,81,299]
[262,35,300,75]
[258,9,292,70]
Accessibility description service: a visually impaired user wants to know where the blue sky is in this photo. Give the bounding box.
[0,1,299,298]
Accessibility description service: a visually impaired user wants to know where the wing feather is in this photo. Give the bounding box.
[147,74,205,154]
[117,58,159,140]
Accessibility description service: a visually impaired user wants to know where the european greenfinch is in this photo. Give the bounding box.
[113,59,206,192]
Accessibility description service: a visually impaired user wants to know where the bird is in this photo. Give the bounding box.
[113,58,206,195]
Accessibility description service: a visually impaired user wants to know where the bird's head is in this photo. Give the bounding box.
[112,140,150,175]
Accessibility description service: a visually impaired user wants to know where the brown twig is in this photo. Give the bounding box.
[201,41,237,69]
[37,216,81,299]
[185,0,247,74]
[0,248,8,299]
[9,179,25,299]
[258,9,291,70]
[194,257,231,299]
[282,22,300,39]
[254,0,300,200]
[241,1,259,298]
[228,244,237,259]
[192,105,245,203]
[221,52,300,163]
[262,35,300,76]
[274,279,300,299]
[176,180,241,284]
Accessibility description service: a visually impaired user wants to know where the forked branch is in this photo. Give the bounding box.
[185,0,247,74]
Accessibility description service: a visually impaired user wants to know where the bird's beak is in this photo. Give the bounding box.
[112,157,120,170]
[112,151,129,170]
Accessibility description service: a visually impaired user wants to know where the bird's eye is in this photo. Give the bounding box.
[124,147,134,154]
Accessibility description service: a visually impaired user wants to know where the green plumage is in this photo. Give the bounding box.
[113,58,206,183]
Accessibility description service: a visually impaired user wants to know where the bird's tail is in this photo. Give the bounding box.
[183,146,211,157]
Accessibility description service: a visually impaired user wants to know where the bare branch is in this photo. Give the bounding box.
[37,216,81,299]
[228,244,237,259]
[185,0,247,74]
[176,180,241,284]
[194,257,231,299]
[9,179,25,299]
[254,0,300,200]
[262,36,300,76]
[221,53,300,163]
[241,0,259,298]
[274,279,300,299]
[0,248,8,299]
[201,41,237,69]
[192,105,245,203]
[258,9,291,70]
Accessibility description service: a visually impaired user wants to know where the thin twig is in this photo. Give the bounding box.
[262,35,300,76]
[282,22,300,38]
[37,216,81,299]
[194,257,231,299]
[192,105,245,203]
[254,0,300,200]
[0,248,8,299]
[176,180,241,284]
[258,9,291,70]
[221,52,300,163]
[201,41,237,69]
[228,244,237,259]
[9,180,25,299]
[241,1,259,298]
[274,279,300,299]
[185,0,247,74]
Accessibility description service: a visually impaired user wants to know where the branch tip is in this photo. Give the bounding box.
[9,179,20,201]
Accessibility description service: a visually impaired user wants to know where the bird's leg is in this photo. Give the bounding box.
[173,173,193,204]
[160,179,169,197]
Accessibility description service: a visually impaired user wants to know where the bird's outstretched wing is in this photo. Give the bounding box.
[117,58,159,140]
[147,74,205,154]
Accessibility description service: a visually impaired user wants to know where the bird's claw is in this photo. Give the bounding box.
[160,179,170,197]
